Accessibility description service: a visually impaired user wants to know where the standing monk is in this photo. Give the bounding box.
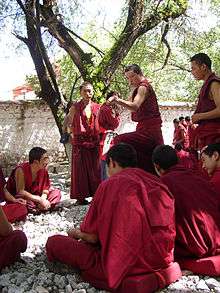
[191,53,220,151]
[6,147,61,213]
[46,143,181,292]
[0,206,27,271]
[108,64,163,173]
[68,82,101,205]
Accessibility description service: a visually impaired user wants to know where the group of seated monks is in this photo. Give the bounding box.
[1,141,220,292]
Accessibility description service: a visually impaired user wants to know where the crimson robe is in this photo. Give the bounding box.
[113,80,163,173]
[176,149,198,171]
[161,164,220,260]
[0,230,27,271]
[210,168,220,196]
[6,162,61,211]
[70,100,101,201]
[47,168,180,291]
[98,103,120,160]
[0,166,27,222]
[193,73,220,150]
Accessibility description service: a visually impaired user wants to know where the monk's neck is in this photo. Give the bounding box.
[30,163,40,177]
[203,71,213,82]
[82,99,91,107]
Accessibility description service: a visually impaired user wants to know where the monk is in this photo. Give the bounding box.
[98,91,120,180]
[0,165,27,223]
[108,64,163,173]
[0,206,27,271]
[6,147,61,213]
[172,118,186,148]
[152,145,220,262]
[201,143,220,195]
[174,143,197,171]
[46,143,181,292]
[68,82,101,205]
[191,53,220,151]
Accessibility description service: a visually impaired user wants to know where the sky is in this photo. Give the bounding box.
[0,0,217,100]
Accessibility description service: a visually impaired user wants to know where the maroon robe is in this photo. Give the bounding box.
[70,100,101,201]
[176,149,198,171]
[193,73,220,150]
[6,162,61,211]
[0,229,27,271]
[0,166,27,222]
[161,164,220,260]
[210,168,220,196]
[113,80,163,173]
[98,103,120,160]
[47,168,181,292]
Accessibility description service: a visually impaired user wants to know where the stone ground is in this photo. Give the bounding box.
[1,171,220,293]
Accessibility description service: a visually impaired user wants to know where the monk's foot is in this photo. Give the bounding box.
[74,199,89,206]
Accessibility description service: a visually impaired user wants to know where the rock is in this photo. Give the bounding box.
[73,290,87,293]
[76,283,90,289]
[35,286,50,293]
[205,278,220,289]
[196,279,210,291]
[65,284,73,293]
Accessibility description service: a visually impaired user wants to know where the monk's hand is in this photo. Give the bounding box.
[67,228,82,240]
[38,198,51,210]
[106,95,118,105]
[14,198,26,205]
[191,113,201,124]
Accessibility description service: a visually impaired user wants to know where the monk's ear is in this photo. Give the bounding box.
[213,151,220,161]
[153,163,161,176]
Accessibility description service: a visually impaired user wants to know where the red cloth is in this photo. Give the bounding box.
[176,149,198,171]
[193,73,220,150]
[98,103,120,160]
[210,168,220,195]
[70,100,101,201]
[47,168,177,291]
[179,255,220,276]
[113,80,163,173]
[161,164,220,259]
[0,166,6,202]
[2,204,27,223]
[193,121,220,150]
[0,230,27,271]
[6,162,61,211]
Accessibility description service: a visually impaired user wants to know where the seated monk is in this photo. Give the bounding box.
[0,165,27,223]
[46,143,182,292]
[152,145,220,273]
[201,143,220,195]
[6,147,61,213]
[174,143,198,171]
[0,206,27,271]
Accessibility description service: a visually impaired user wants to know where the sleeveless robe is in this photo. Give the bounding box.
[70,100,101,201]
[193,73,220,150]
[6,162,61,211]
[46,168,181,292]
[113,80,163,173]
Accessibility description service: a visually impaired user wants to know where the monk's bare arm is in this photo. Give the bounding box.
[109,86,147,112]
[3,186,26,205]
[15,168,42,204]
[68,228,98,244]
[192,81,220,123]
[0,206,13,237]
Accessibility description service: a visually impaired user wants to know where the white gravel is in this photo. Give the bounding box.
[1,172,220,293]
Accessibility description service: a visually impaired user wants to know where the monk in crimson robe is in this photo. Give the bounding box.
[172,118,186,149]
[190,53,220,151]
[174,144,198,171]
[108,64,163,174]
[67,82,101,205]
[152,145,220,261]
[46,143,182,292]
[98,91,120,180]
[0,206,27,271]
[201,143,220,195]
[6,147,61,213]
[0,165,27,223]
